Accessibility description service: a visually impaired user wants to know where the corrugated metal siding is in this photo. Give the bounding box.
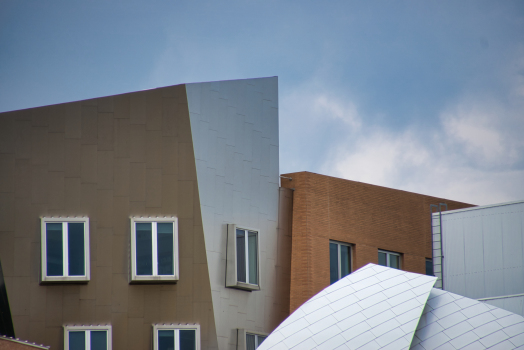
[438,201,524,315]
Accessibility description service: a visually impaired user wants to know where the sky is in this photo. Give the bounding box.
[1,0,523,205]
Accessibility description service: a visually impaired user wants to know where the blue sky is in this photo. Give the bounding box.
[1,1,523,205]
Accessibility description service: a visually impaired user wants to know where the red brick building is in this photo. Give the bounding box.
[280,171,474,313]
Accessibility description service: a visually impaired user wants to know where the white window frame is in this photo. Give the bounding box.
[378,249,402,269]
[330,240,352,282]
[152,323,200,350]
[64,325,112,350]
[130,217,179,282]
[41,217,90,283]
[237,329,268,350]
[226,224,261,291]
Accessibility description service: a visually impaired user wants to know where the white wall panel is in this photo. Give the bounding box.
[438,201,524,316]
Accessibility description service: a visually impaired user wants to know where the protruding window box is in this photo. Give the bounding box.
[226,224,260,291]
[152,324,200,350]
[41,217,90,283]
[130,217,179,283]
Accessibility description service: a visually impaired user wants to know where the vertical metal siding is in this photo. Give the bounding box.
[439,201,524,315]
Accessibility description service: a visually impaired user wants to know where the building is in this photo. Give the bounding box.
[279,171,473,313]
[432,200,524,316]
[258,263,524,350]
[2,75,499,350]
[0,77,292,350]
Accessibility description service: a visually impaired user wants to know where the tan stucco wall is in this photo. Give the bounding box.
[0,85,217,349]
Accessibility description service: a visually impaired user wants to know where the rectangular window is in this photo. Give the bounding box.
[64,325,111,350]
[246,333,267,350]
[237,329,268,350]
[329,241,352,284]
[131,217,178,282]
[41,217,90,282]
[426,258,434,276]
[378,250,401,269]
[226,224,260,291]
[153,324,200,350]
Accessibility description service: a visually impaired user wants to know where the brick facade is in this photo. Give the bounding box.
[280,171,474,313]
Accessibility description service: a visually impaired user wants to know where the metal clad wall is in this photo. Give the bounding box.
[481,296,524,316]
[185,78,281,350]
[440,201,524,314]
[445,217,466,296]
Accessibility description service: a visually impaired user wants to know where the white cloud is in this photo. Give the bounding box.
[441,98,522,168]
[314,93,524,206]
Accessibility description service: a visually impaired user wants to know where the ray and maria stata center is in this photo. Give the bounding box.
[0,77,523,350]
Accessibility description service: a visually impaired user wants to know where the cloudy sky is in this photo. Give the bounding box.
[1,1,523,205]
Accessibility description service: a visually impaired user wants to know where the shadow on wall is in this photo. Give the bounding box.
[0,258,15,338]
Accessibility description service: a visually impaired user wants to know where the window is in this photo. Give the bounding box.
[64,325,111,350]
[378,250,401,269]
[226,224,260,291]
[130,217,178,282]
[41,217,90,282]
[426,258,434,276]
[329,241,352,284]
[237,329,268,350]
[152,324,200,350]
[246,333,266,350]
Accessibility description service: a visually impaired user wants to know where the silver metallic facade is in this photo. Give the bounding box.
[432,200,524,316]
[186,77,281,349]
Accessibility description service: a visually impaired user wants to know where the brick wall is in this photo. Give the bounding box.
[281,171,474,313]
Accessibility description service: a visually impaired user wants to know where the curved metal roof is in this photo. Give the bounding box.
[259,264,524,350]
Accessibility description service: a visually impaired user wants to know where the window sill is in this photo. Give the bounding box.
[41,276,89,283]
[227,281,260,291]
[130,275,179,284]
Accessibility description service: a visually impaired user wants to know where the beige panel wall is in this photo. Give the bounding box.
[0,85,217,349]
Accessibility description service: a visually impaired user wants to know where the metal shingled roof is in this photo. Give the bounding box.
[259,264,524,350]
[411,288,524,349]
[259,264,436,350]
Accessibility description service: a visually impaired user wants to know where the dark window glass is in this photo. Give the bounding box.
[46,223,63,276]
[246,334,256,350]
[378,252,387,266]
[136,223,153,275]
[329,242,338,284]
[179,329,196,350]
[158,330,174,350]
[340,245,351,278]
[236,229,246,282]
[90,331,107,350]
[69,331,85,350]
[157,223,174,275]
[68,223,85,276]
[426,259,434,276]
[248,231,257,284]
[258,335,267,345]
[390,255,400,269]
